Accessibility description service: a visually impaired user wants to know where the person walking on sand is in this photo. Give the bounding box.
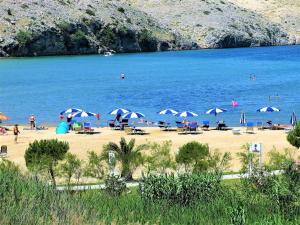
[13,124,20,144]
[29,114,35,129]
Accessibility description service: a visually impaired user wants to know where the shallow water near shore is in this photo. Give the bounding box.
[0,45,299,126]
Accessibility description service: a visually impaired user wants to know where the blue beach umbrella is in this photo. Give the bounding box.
[290,112,297,126]
[257,106,280,112]
[122,112,145,119]
[206,108,227,115]
[72,111,97,118]
[158,108,178,115]
[176,111,198,117]
[60,108,83,115]
[240,112,247,126]
[109,108,130,115]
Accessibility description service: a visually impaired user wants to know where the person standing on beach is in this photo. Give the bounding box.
[13,124,20,144]
[29,114,35,129]
[67,114,73,130]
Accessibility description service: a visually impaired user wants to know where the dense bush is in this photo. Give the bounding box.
[139,173,222,205]
[16,30,33,46]
[138,29,158,52]
[104,175,127,196]
[287,122,300,148]
[70,30,89,48]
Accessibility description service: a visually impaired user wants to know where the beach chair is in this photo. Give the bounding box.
[120,119,129,130]
[232,128,241,135]
[84,122,94,132]
[176,122,185,133]
[0,145,7,158]
[189,123,202,134]
[124,127,146,135]
[201,121,210,131]
[257,122,263,130]
[246,122,254,134]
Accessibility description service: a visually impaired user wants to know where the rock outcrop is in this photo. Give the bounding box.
[0,0,298,57]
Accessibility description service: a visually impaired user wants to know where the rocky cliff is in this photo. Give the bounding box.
[0,0,298,57]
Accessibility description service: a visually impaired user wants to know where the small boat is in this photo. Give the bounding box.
[104,52,113,57]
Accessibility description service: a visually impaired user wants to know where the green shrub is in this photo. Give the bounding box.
[203,11,211,15]
[117,7,125,13]
[98,25,117,46]
[139,173,222,205]
[57,152,82,185]
[86,9,95,16]
[104,175,127,196]
[138,29,157,52]
[16,30,33,46]
[287,122,300,148]
[58,20,73,33]
[70,30,89,47]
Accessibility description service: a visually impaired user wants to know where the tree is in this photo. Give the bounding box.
[16,30,33,46]
[207,150,232,173]
[287,122,300,149]
[236,144,258,174]
[84,151,106,180]
[146,140,175,174]
[58,153,82,185]
[176,141,209,173]
[24,139,69,187]
[101,137,148,181]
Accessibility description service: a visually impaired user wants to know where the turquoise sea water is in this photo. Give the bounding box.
[0,46,299,126]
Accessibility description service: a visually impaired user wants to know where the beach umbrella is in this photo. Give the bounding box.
[290,112,297,126]
[158,109,178,115]
[72,111,97,118]
[176,111,198,117]
[60,108,83,115]
[122,112,145,119]
[109,108,130,115]
[257,106,280,112]
[206,108,227,115]
[0,115,9,121]
[240,112,247,126]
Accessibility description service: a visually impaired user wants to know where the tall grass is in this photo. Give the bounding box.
[0,161,299,224]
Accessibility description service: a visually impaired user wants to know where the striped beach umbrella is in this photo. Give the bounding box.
[290,112,297,126]
[72,111,97,118]
[109,108,130,115]
[0,114,9,121]
[176,111,198,117]
[206,108,227,115]
[240,112,247,126]
[122,112,145,119]
[158,108,178,115]
[60,108,83,115]
[257,106,280,112]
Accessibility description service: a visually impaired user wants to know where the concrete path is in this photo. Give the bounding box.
[56,170,283,191]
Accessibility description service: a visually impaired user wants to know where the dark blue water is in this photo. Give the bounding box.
[1,46,299,126]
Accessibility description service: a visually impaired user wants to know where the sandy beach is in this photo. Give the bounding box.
[0,126,297,172]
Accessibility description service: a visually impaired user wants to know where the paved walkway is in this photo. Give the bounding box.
[56,170,283,191]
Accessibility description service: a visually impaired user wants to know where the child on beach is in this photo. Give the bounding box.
[13,124,20,144]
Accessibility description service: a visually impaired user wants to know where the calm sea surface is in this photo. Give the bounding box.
[0,46,299,126]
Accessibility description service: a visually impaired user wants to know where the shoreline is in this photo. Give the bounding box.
[0,44,298,59]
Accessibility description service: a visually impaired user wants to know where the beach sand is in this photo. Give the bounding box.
[0,126,298,172]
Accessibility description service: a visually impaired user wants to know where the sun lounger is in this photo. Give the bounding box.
[0,145,8,158]
[232,128,241,135]
[201,121,210,131]
[257,122,263,130]
[125,127,147,135]
[246,122,254,134]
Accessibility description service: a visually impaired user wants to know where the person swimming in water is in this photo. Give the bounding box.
[120,73,125,79]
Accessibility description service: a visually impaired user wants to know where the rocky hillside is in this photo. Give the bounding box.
[0,0,298,57]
